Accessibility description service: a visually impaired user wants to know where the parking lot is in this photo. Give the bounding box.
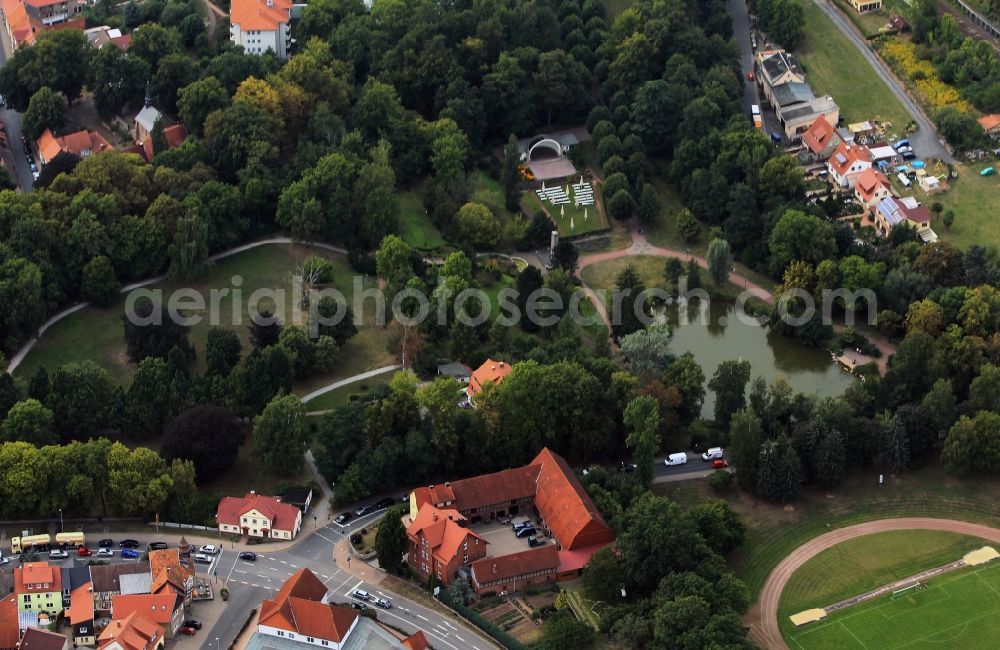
[468,518,553,558]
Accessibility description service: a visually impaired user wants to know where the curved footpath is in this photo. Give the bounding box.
[746,517,1000,649]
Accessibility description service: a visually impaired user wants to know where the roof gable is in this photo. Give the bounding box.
[530,448,614,550]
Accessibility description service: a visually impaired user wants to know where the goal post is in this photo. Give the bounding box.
[890,581,926,600]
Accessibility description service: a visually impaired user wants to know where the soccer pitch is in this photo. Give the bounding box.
[788,562,1000,649]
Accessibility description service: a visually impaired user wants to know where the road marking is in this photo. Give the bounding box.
[416,614,428,621]
[314,532,338,545]
[455,635,465,642]
[233,569,247,574]
[343,580,363,598]
[377,611,460,650]
[321,574,331,580]
[333,576,353,593]
[289,564,298,568]
[444,621,457,630]
[280,560,288,564]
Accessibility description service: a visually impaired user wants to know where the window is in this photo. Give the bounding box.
[307,637,314,642]
[277,630,284,637]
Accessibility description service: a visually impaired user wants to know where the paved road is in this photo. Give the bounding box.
[0,19,34,191]
[745,517,1000,649]
[730,0,761,116]
[812,0,952,162]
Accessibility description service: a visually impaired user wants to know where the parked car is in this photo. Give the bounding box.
[335,512,353,525]
[354,504,374,517]
[97,548,115,558]
[193,553,211,564]
[374,497,395,510]
[121,549,140,559]
[712,459,730,469]
[352,589,371,601]
[665,452,688,466]
[349,602,368,610]
[747,70,754,81]
[182,620,202,630]
[198,545,219,555]
[512,519,532,532]
[618,462,637,473]
[147,542,168,550]
[374,597,392,609]
[515,526,537,538]
[48,549,68,559]
[702,447,725,461]
[77,547,92,557]
[98,539,113,548]
[528,536,544,547]
[238,552,257,562]
[0,557,8,566]
[178,626,197,636]
[119,539,140,549]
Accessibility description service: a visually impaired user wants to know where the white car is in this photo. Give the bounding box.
[48,549,69,559]
[198,545,219,555]
[97,548,115,558]
[193,553,212,564]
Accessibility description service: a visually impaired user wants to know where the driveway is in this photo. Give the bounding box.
[812,0,952,161]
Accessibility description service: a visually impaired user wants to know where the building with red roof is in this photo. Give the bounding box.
[1,0,85,49]
[14,562,61,616]
[401,631,429,650]
[35,128,113,166]
[854,168,892,210]
[216,490,303,540]
[111,593,182,639]
[229,0,291,59]
[470,545,560,594]
[15,628,66,650]
[827,142,873,188]
[97,611,164,650]
[801,115,842,160]
[0,594,18,650]
[466,358,513,403]
[147,549,194,606]
[69,582,95,647]
[979,114,1000,138]
[406,506,488,586]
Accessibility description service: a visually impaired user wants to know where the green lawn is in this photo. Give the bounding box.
[15,244,396,389]
[580,255,667,294]
[786,561,1000,649]
[652,465,1000,600]
[929,163,1000,249]
[524,186,610,238]
[780,530,985,617]
[398,190,446,250]
[301,371,395,412]
[471,170,514,219]
[796,0,913,131]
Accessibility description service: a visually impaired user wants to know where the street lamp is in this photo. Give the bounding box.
[215,637,220,650]
[58,509,63,533]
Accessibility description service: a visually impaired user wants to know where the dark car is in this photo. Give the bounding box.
[119,539,140,549]
[618,462,637,473]
[353,504,374,517]
[178,626,197,636]
[335,512,353,525]
[375,497,395,510]
[238,552,257,562]
[182,620,202,630]
[528,536,544,547]
[349,602,368,610]
[146,542,168,550]
[515,526,537,538]
[98,539,114,548]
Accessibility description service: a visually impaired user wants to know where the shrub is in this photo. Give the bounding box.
[709,469,735,491]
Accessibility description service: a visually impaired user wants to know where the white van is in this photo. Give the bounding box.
[751,104,761,116]
[702,447,725,461]
[664,452,687,466]
[897,172,911,188]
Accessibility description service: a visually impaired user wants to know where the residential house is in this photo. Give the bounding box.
[873,196,935,241]
[250,568,427,650]
[771,81,815,110]
[0,0,86,49]
[801,115,842,160]
[84,25,130,49]
[229,0,291,59]
[854,168,892,210]
[14,563,62,616]
[979,114,1000,138]
[69,583,95,647]
[148,550,194,606]
[406,506,488,586]
[280,487,314,513]
[16,628,66,650]
[35,128,113,166]
[97,611,164,650]
[470,546,560,595]
[0,594,18,650]
[849,0,881,12]
[216,491,303,540]
[90,563,151,613]
[756,50,805,107]
[776,96,840,140]
[466,358,513,403]
[60,566,90,610]
[437,362,473,383]
[827,143,873,188]
[111,594,182,640]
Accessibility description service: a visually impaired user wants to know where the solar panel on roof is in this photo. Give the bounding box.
[834,153,847,164]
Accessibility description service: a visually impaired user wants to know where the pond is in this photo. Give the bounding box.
[659,299,856,420]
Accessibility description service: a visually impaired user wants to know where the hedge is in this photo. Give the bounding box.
[436,591,534,650]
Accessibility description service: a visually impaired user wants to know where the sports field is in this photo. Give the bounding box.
[787,561,1000,649]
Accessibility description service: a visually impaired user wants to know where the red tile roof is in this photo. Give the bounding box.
[979,114,1000,131]
[36,128,113,162]
[449,466,538,513]
[216,492,301,532]
[411,484,456,510]
[15,562,60,595]
[259,569,357,643]
[112,593,179,626]
[69,583,94,625]
[98,611,164,650]
[17,628,66,650]
[0,594,18,649]
[471,546,560,585]
[828,143,872,177]
[855,168,891,204]
[801,115,838,156]
[148,549,192,598]
[406,506,487,565]
[467,358,513,398]
[530,449,614,550]
[230,0,291,31]
[556,543,610,574]
[402,630,429,650]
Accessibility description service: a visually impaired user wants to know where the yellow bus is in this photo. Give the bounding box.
[55,532,85,548]
[11,534,51,554]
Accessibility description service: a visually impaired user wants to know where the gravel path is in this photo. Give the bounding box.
[745,517,1000,649]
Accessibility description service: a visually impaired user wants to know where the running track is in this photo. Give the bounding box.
[745,517,1000,649]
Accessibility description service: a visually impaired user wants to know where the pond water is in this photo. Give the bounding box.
[658,299,856,420]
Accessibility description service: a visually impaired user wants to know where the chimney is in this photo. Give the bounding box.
[493,564,497,574]
[445,482,450,487]
[429,485,434,490]
[432,513,438,522]
[448,514,453,521]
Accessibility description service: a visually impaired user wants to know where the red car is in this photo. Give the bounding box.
[747,70,754,81]
[77,547,91,557]
[179,626,197,636]
[712,459,730,469]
